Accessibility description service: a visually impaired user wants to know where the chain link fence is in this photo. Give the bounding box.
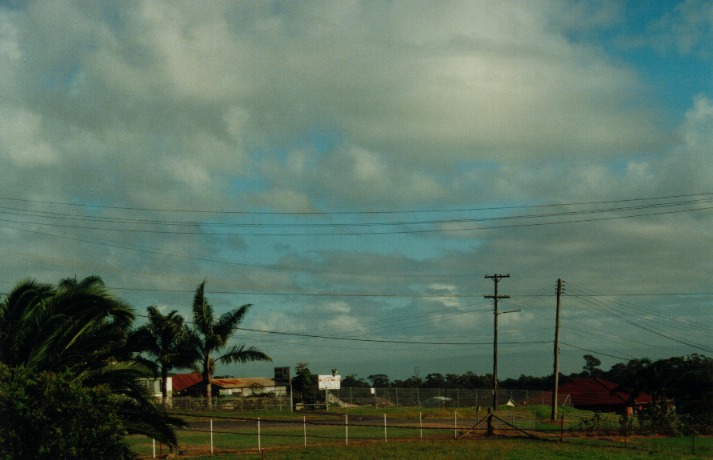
[169,388,570,411]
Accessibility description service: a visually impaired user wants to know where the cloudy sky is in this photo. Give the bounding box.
[1,0,711,382]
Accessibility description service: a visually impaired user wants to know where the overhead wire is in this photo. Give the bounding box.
[565,284,712,338]
[1,191,712,216]
[0,193,711,236]
[564,285,712,353]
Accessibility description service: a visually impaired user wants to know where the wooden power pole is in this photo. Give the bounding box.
[551,278,564,421]
[485,273,510,410]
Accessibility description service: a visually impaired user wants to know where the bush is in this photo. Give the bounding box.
[637,403,683,435]
[0,365,135,459]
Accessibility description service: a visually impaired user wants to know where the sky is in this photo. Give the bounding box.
[0,0,711,383]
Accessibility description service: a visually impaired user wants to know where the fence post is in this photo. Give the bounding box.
[152,439,155,458]
[303,416,307,448]
[384,413,388,443]
[345,414,349,446]
[210,419,214,455]
[257,417,261,452]
[419,412,423,440]
[454,410,458,439]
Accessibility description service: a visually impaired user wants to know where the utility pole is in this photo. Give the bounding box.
[551,278,564,421]
[485,274,509,410]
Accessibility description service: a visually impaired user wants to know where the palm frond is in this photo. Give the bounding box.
[213,304,251,342]
[191,280,215,335]
[217,344,272,364]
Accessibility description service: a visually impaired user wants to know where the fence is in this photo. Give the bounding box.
[169,396,291,411]
[131,408,711,458]
[169,388,571,412]
[318,387,569,409]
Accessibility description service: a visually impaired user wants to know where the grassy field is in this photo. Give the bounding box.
[129,406,712,459]
[132,436,712,459]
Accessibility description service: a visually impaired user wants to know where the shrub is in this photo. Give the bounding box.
[0,365,135,459]
[637,402,683,435]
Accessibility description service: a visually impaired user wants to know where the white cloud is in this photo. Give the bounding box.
[661,95,713,192]
[0,108,58,166]
[0,1,710,379]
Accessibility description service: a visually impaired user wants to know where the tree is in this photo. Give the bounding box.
[393,375,423,387]
[583,354,603,377]
[0,276,184,448]
[131,306,197,403]
[342,374,369,387]
[367,374,390,387]
[291,362,316,405]
[424,373,446,388]
[0,364,134,459]
[189,280,272,402]
[0,276,134,371]
[457,371,487,389]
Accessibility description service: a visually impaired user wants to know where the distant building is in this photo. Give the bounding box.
[532,377,654,415]
[171,373,287,397]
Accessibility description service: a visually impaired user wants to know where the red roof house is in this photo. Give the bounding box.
[171,373,203,394]
[170,373,285,397]
[555,378,653,415]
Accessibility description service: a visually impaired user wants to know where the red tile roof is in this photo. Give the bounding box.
[171,373,203,392]
[212,377,275,388]
[558,378,653,407]
[171,373,277,391]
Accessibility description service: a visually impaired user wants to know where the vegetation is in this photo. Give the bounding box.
[176,438,710,460]
[0,365,134,459]
[291,362,317,406]
[339,355,711,419]
[188,280,273,402]
[0,276,186,453]
[130,305,197,403]
[0,274,709,457]
[126,407,713,459]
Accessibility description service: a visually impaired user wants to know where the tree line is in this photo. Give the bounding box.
[319,353,712,420]
[0,276,271,459]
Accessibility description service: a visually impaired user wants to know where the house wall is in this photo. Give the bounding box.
[140,377,173,398]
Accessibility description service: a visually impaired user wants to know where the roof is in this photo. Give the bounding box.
[172,373,203,392]
[213,377,276,388]
[558,378,654,407]
[170,373,278,391]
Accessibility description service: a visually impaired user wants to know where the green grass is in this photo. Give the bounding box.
[127,406,712,459]
[134,437,712,459]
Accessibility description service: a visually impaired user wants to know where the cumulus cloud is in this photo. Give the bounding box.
[0,0,670,212]
[0,1,710,378]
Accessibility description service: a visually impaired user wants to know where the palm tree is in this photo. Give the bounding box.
[131,306,197,403]
[0,276,184,447]
[0,276,133,371]
[189,280,272,402]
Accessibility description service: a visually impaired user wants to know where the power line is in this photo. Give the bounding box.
[1,193,711,236]
[2,191,712,216]
[566,288,713,353]
[2,202,711,236]
[130,311,548,346]
[235,326,551,346]
[559,341,634,361]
